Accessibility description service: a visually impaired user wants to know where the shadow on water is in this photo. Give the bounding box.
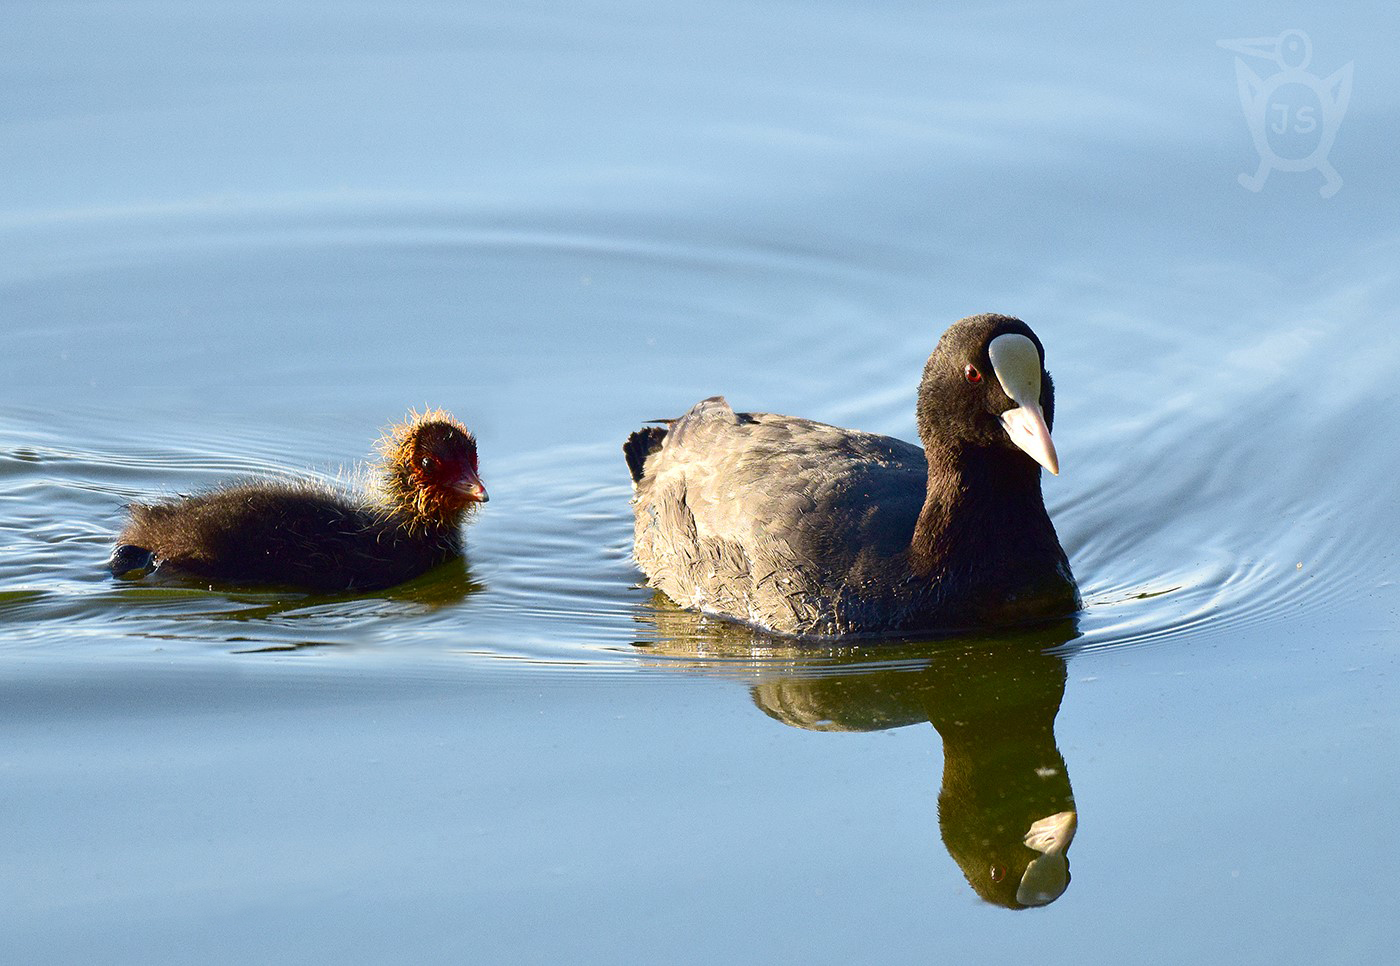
[634,598,1082,909]
[94,558,488,654]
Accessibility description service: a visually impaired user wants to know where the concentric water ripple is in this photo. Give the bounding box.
[3,212,1398,670]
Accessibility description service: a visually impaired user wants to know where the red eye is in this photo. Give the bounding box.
[989,864,1006,882]
[964,364,983,384]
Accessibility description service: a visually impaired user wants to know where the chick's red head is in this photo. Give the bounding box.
[382,409,487,524]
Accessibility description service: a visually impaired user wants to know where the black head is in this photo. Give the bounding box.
[915,314,1059,473]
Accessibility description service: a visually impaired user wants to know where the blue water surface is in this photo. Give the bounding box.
[3,1,1398,963]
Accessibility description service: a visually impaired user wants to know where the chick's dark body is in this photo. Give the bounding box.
[119,481,461,592]
[111,411,484,593]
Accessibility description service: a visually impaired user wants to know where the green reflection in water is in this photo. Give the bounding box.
[636,600,1080,908]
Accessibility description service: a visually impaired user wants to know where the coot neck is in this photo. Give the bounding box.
[404,509,465,547]
[381,469,466,546]
[908,440,1051,580]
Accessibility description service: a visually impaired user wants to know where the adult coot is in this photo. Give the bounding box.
[624,314,1077,636]
[110,409,487,592]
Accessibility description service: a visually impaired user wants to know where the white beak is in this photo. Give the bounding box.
[1016,810,1077,907]
[988,333,1060,475]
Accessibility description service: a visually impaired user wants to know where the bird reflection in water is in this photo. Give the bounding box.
[198,558,486,652]
[634,601,1080,908]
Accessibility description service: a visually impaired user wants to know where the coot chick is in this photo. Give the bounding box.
[111,409,487,592]
[624,314,1078,637]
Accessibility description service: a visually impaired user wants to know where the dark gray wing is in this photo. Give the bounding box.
[630,396,927,634]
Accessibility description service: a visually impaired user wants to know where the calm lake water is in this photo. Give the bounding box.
[4,1,1398,963]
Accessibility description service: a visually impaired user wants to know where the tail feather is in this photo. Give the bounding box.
[623,426,668,484]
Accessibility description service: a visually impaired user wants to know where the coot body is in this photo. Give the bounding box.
[625,314,1077,636]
